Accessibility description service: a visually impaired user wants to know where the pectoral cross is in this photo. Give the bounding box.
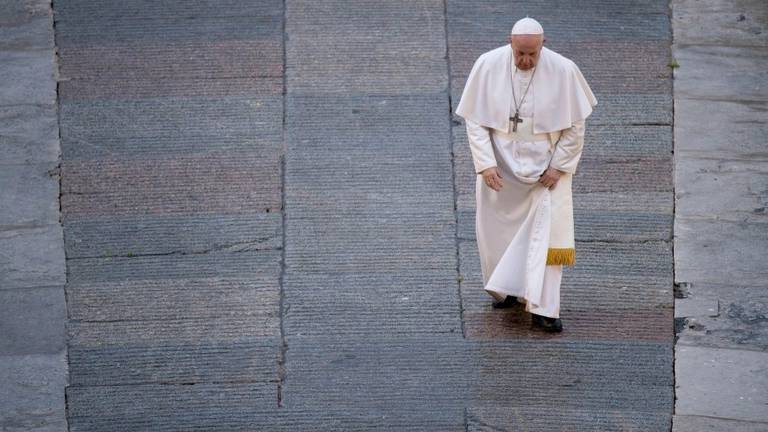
[510,111,523,132]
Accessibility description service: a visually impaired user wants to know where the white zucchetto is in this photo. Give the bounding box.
[511,17,544,35]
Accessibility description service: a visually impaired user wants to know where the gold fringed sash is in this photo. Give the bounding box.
[546,247,575,265]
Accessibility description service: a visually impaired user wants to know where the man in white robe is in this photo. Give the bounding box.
[455,17,597,332]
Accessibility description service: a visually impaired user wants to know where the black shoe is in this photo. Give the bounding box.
[492,295,519,309]
[531,313,563,332]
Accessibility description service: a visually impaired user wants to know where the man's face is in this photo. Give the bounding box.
[508,34,544,70]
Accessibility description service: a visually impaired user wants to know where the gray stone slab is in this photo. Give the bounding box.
[0,286,65,355]
[673,0,768,47]
[67,276,278,321]
[66,248,280,284]
[675,158,768,222]
[675,281,768,351]
[0,351,68,432]
[283,273,462,337]
[0,50,56,106]
[0,104,59,164]
[64,212,281,258]
[0,225,65,290]
[675,98,768,160]
[673,45,768,101]
[675,217,768,287]
[286,0,447,95]
[673,414,768,432]
[675,297,719,319]
[0,11,53,51]
[0,162,60,228]
[66,383,276,431]
[675,345,768,423]
[468,406,671,431]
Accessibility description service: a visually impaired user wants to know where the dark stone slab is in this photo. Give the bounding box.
[64,212,281,258]
[282,335,672,412]
[447,0,671,43]
[53,0,282,22]
[286,0,447,95]
[67,276,279,321]
[573,158,673,193]
[467,406,672,431]
[283,273,462,337]
[68,333,279,386]
[66,249,281,284]
[60,154,281,217]
[58,97,282,145]
[59,77,283,101]
[57,41,282,80]
[0,286,66,355]
[0,104,59,164]
[54,16,281,46]
[66,383,277,431]
[282,334,471,409]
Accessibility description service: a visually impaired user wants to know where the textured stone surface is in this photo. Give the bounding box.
[286,0,447,95]
[672,0,768,425]
[0,162,60,228]
[673,0,768,47]
[676,345,768,423]
[64,212,281,258]
[0,2,68,430]
[673,414,768,432]
[0,286,66,355]
[0,351,69,432]
[0,104,60,164]
[0,225,65,290]
[55,0,676,429]
[0,50,56,105]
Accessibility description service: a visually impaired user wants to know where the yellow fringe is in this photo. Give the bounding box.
[547,248,575,265]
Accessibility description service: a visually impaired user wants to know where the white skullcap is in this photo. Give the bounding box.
[511,17,544,35]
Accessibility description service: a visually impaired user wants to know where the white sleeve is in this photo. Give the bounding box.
[465,118,498,174]
[549,119,586,174]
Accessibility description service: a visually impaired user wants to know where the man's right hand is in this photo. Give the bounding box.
[481,167,503,191]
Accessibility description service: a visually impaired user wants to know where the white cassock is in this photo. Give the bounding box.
[455,45,597,319]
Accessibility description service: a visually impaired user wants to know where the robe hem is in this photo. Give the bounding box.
[546,247,575,265]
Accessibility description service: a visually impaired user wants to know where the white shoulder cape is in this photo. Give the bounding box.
[455,45,597,134]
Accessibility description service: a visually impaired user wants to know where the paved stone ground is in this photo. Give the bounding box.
[51,0,674,430]
[0,0,68,430]
[671,0,768,430]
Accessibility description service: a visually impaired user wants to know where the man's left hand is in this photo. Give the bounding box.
[538,166,564,189]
